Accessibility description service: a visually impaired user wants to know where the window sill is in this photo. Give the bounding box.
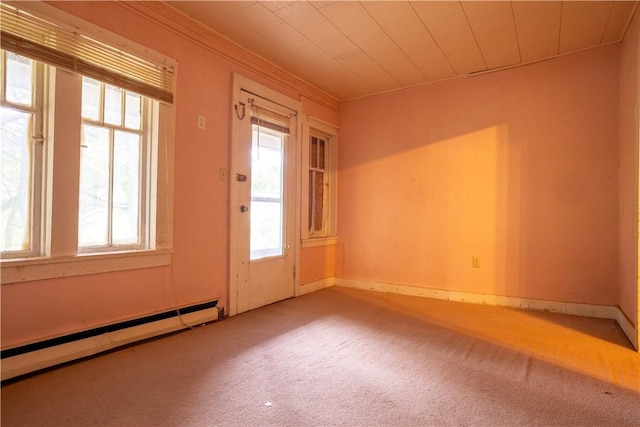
[301,236,337,248]
[1,249,173,284]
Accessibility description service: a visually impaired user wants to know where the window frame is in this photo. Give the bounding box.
[0,51,46,259]
[0,2,176,284]
[300,117,337,247]
[78,77,152,254]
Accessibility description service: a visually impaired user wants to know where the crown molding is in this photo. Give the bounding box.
[119,1,340,112]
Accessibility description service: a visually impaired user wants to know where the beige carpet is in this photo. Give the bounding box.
[2,286,639,426]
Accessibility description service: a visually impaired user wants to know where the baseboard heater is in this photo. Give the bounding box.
[1,300,222,382]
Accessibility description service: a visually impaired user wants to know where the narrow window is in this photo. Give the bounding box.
[0,51,44,257]
[308,133,329,235]
[79,77,148,251]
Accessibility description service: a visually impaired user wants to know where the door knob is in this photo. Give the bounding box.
[240,205,249,213]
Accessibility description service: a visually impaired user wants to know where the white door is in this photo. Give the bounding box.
[230,81,298,315]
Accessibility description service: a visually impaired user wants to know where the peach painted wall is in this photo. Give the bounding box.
[1,2,337,348]
[337,46,620,306]
[619,10,640,327]
[300,245,336,285]
[299,96,339,285]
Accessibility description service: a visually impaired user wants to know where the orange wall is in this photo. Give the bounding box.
[300,245,336,285]
[619,10,640,326]
[337,46,621,306]
[1,2,337,348]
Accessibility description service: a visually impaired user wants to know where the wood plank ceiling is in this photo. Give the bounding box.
[166,1,638,101]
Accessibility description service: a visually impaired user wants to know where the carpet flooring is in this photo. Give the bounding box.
[2,286,639,426]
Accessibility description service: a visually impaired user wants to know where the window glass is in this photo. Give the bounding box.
[104,84,123,126]
[125,92,142,130]
[5,53,33,105]
[0,109,33,251]
[309,133,328,235]
[112,131,141,244]
[250,126,284,259]
[81,77,101,121]
[0,51,41,255]
[78,125,110,247]
[79,77,147,250]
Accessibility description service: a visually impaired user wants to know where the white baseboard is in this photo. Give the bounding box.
[1,307,219,381]
[298,277,335,296]
[615,307,638,350]
[335,278,620,320]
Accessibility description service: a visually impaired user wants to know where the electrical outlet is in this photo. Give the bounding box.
[472,257,480,268]
[198,115,206,129]
[218,167,227,182]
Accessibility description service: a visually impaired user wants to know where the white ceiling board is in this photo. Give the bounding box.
[276,1,326,30]
[339,53,401,92]
[174,1,254,36]
[310,1,336,9]
[237,3,285,34]
[336,18,426,86]
[298,19,346,45]
[462,1,521,70]
[166,1,639,101]
[380,57,428,87]
[257,22,307,47]
[601,1,638,43]
[260,1,290,12]
[560,1,613,54]
[363,0,411,26]
[364,2,455,81]
[317,37,362,61]
[316,1,370,28]
[512,1,562,63]
[411,1,488,74]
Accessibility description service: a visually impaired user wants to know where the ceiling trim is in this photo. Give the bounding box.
[118,1,340,111]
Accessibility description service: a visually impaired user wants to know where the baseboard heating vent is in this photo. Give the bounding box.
[1,299,221,381]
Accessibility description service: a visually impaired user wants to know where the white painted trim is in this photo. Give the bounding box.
[1,307,219,381]
[229,74,301,316]
[298,277,335,296]
[6,1,178,76]
[301,237,337,248]
[616,307,638,350]
[1,250,173,284]
[335,278,618,319]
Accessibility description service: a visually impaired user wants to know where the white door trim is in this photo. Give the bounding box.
[229,74,301,316]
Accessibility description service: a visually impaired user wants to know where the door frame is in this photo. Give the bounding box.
[228,73,301,316]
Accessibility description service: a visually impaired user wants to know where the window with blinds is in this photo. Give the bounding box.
[0,3,175,103]
[0,3,175,273]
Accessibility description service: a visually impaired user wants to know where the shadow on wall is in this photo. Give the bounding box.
[336,46,620,306]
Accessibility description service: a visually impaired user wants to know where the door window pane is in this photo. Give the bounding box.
[250,126,284,260]
[250,201,283,259]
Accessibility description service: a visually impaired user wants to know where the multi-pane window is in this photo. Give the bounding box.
[308,132,329,236]
[0,3,176,283]
[0,51,44,256]
[79,77,148,250]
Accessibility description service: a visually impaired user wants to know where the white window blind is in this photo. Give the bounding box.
[250,103,292,135]
[0,3,174,104]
